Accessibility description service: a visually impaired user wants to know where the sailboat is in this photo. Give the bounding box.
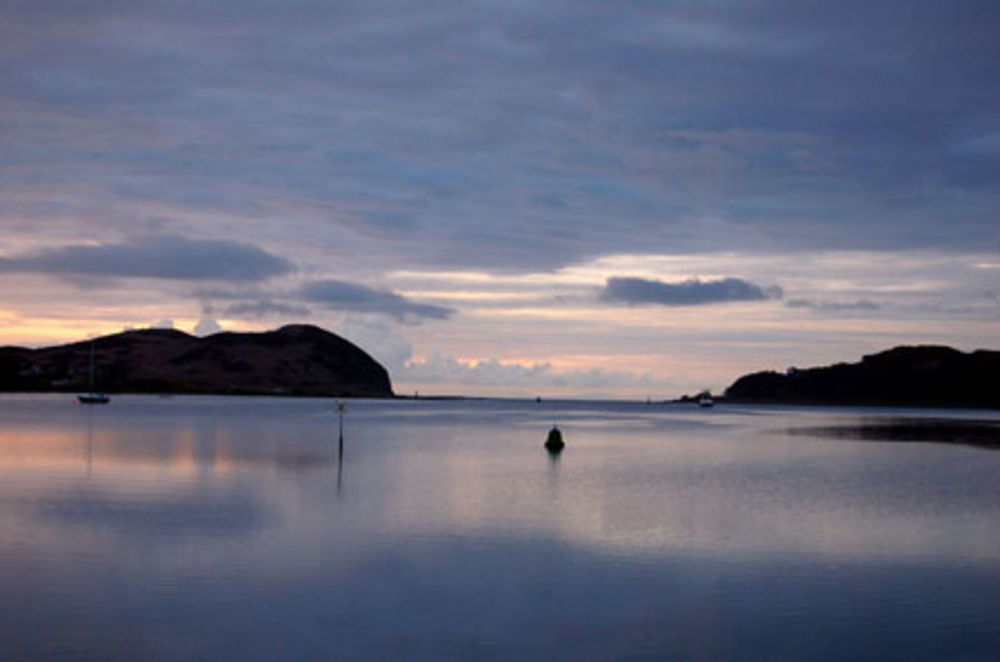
[77,340,110,405]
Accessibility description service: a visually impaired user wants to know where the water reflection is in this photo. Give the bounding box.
[85,405,93,477]
[336,427,344,493]
[1,395,999,661]
[37,488,264,537]
[787,417,1000,449]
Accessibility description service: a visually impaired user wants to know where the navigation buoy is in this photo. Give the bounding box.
[544,426,565,452]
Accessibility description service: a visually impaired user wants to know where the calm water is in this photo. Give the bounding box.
[1,395,999,661]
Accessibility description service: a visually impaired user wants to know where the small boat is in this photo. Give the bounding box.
[78,393,110,405]
[77,340,110,405]
[698,393,714,408]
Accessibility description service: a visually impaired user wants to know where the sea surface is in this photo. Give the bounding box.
[1,394,999,661]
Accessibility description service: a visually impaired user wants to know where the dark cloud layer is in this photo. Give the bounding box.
[601,277,781,306]
[222,300,312,319]
[786,298,880,312]
[195,281,450,322]
[1,1,997,273]
[0,236,294,282]
[300,279,453,321]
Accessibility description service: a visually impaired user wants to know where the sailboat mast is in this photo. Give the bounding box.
[77,337,110,404]
[89,341,95,394]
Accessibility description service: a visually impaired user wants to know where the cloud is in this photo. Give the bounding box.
[0,236,294,282]
[194,318,222,336]
[600,276,782,306]
[196,280,450,323]
[402,353,654,390]
[335,315,415,372]
[221,300,311,319]
[0,2,998,398]
[300,279,453,322]
[1,1,997,276]
[786,298,880,312]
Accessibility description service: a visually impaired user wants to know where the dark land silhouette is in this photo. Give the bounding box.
[0,324,392,397]
[724,345,999,408]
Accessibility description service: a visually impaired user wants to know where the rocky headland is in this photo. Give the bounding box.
[724,345,999,409]
[0,324,392,397]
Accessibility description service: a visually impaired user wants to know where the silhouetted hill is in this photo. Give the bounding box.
[0,324,392,397]
[724,346,999,408]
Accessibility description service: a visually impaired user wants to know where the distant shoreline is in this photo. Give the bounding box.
[4,334,997,410]
[2,389,999,412]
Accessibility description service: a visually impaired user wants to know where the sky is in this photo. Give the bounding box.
[1,0,998,398]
